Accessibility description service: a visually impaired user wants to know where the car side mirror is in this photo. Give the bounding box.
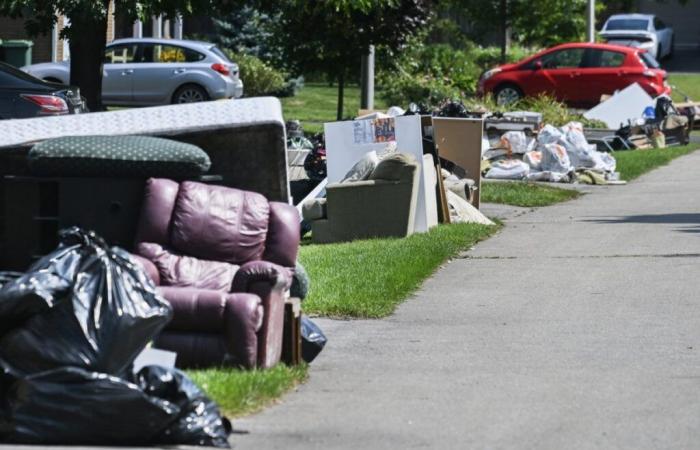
[533,60,543,70]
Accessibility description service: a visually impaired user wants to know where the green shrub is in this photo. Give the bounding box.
[463,94,606,128]
[381,72,461,107]
[378,43,537,107]
[227,51,290,97]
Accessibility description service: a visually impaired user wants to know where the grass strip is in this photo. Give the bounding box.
[281,83,388,133]
[300,223,497,319]
[186,364,308,418]
[481,181,580,207]
[614,144,700,181]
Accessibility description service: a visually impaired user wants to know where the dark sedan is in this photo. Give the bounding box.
[0,61,85,120]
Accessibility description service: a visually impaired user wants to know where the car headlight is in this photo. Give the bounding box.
[481,68,502,81]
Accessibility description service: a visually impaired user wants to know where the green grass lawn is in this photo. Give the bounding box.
[300,223,497,318]
[186,364,308,418]
[481,182,581,207]
[614,144,700,181]
[281,83,388,134]
[669,74,700,103]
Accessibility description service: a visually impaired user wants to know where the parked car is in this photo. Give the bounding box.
[0,61,85,120]
[477,42,670,108]
[600,14,674,61]
[22,38,244,106]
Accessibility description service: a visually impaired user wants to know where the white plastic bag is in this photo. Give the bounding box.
[537,124,563,146]
[500,131,530,154]
[523,151,543,171]
[485,159,530,180]
[540,143,572,174]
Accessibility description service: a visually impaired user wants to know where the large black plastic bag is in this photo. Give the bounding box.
[0,365,231,447]
[0,227,172,376]
[301,315,327,363]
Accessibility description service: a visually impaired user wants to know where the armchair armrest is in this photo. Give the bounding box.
[231,260,292,368]
[129,253,161,286]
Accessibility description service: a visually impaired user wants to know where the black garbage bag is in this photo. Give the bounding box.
[0,227,172,377]
[0,365,231,448]
[137,365,232,448]
[301,315,327,363]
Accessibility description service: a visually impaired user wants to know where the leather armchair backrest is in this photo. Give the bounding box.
[170,181,270,265]
[263,202,301,267]
[135,178,181,246]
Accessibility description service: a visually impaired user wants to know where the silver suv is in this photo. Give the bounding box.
[23,38,244,106]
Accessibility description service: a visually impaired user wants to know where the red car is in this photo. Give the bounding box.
[477,42,670,108]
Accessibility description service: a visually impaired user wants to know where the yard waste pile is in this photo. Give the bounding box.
[484,122,618,184]
[0,227,232,448]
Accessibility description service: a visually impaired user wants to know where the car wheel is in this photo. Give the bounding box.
[173,85,209,104]
[494,84,523,106]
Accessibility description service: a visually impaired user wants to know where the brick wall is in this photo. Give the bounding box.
[0,17,53,63]
[0,1,116,65]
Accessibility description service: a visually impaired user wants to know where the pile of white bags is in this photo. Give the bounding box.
[484,122,617,182]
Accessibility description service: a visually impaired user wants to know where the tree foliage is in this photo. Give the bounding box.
[264,0,431,119]
[213,6,283,66]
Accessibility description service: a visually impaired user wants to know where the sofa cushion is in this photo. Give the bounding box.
[369,153,417,182]
[28,135,211,178]
[301,198,326,221]
[137,242,239,291]
[170,182,270,264]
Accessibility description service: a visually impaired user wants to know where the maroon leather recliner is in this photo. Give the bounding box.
[131,178,300,369]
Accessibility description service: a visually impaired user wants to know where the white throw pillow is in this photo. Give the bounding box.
[341,150,380,183]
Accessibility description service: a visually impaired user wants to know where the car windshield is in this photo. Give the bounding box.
[606,19,649,31]
[209,46,232,63]
[639,51,660,69]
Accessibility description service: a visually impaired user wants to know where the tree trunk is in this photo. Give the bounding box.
[500,0,509,64]
[336,72,345,121]
[68,11,108,112]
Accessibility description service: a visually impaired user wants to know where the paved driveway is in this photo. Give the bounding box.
[234,149,700,449]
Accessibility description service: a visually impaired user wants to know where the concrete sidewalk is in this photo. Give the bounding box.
[233,150,700,449]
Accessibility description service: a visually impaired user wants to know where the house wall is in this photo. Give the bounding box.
[636,0,700,48]
[0,1,117,65]
[0,17,54,63]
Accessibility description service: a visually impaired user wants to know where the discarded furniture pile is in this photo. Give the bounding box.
[292,105,493,244]
[0,98,325,447]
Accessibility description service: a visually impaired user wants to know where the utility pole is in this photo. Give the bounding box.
[360,45,375,110]
[587,0,596,43]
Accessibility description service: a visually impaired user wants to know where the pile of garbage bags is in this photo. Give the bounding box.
[484,122,617,183]
[0,227,231,448]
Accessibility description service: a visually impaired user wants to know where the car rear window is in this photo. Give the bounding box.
[639,51,660,69]
[209,46,232,63]
[585,49,626,68]
[606,19,649,30]
[0,62,45,85]
[139,44,205,63]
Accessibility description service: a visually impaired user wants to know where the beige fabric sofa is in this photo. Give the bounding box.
[304,153,420,244]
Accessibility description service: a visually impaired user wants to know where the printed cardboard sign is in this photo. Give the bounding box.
[353,118,396,145]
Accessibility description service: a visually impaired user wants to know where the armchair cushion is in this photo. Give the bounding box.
[170,181,270,264]
[137,242,239,291]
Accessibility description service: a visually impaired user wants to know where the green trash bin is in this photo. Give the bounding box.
[1,40,33,67]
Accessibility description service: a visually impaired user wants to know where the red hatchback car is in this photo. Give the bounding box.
[477,42,670,108]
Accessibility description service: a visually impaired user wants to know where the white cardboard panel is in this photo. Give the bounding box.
[583,82,654,129]
[324,115,434,232]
